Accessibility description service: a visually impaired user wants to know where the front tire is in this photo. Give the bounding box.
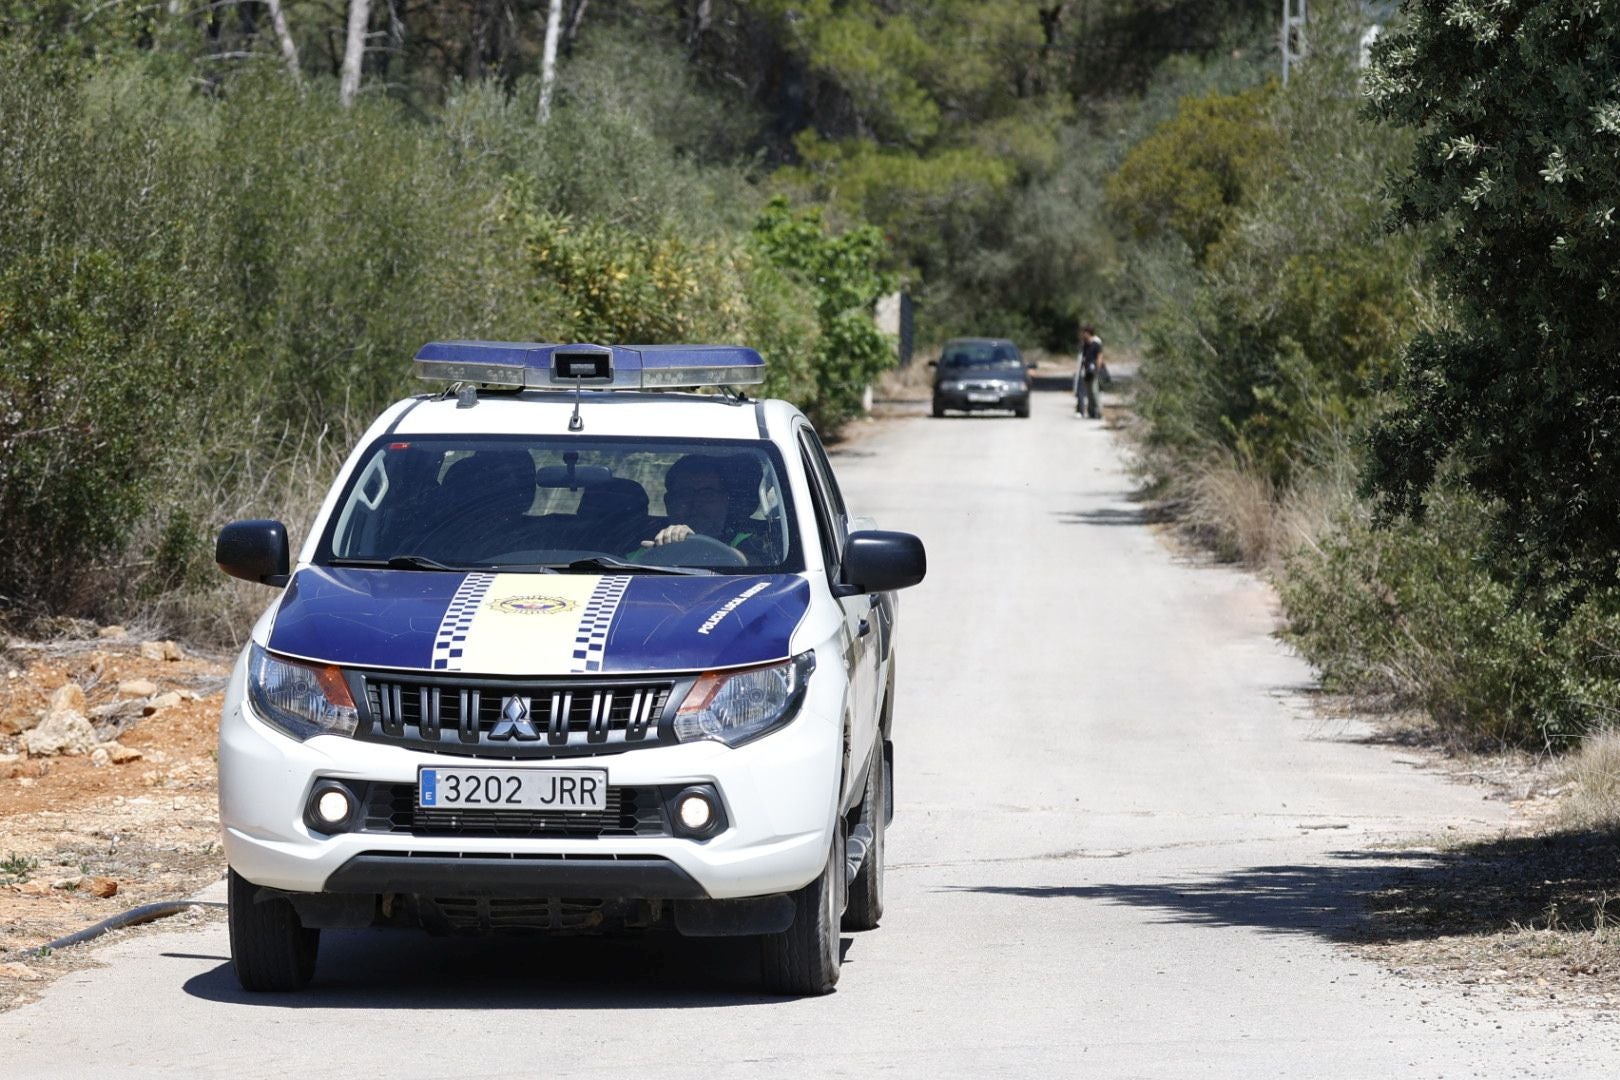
[931,398,945,418]
[228,868,319,992]
[843,749,887,931]
[760,827,843,995]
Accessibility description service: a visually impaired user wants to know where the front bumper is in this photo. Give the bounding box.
[218,660,841,902]
[322,852,708,898]
[935,388,1029,411]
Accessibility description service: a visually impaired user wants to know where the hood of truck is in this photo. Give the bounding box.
[265,566,811,675]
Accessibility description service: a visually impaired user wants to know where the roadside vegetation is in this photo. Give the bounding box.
[1108,2,1620,786]
[2,0,1618,798]
[0,0,1267,638]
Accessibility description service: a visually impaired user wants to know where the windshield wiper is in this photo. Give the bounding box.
[327,555,464,572]
[558,556,712,576]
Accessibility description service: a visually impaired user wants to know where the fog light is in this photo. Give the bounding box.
[315,789,351,826]
[677,792,715,832]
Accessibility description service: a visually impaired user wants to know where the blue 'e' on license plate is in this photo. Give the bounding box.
[418,767,608,810]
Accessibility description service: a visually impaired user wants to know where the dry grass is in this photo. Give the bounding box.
[873,356,935,402]
[1181,456,1280,565]
[1163,451,1354,572]
[135,413,365,647]
[1562,729,1620,830]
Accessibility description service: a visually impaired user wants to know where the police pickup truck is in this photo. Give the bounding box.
[214,342,926,996]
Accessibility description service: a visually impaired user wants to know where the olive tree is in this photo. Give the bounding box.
[1362,1,1620,603]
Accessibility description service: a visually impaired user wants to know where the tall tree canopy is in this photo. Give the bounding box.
[1363,0,1620,602]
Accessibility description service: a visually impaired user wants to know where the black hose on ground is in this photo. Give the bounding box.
[9,899,227,960]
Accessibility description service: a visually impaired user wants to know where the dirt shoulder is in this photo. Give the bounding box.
[0,630,230,1010]
[1338,727,1620,1011]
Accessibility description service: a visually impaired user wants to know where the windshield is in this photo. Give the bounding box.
[941,342,1022,369]
[317,435,802,574]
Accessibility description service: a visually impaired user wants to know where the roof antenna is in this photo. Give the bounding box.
[568,381,584,431]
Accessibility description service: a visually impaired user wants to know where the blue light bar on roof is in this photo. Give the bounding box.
[413,341,766,390]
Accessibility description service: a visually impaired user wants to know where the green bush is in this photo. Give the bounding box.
[751,197,895,429]
[0,248,224,612]
[1126,39,1433,485]
[1363,0,1620,605]
[211,73,541,423]
[1105,81,1279,261]
[1280,489,1620,747]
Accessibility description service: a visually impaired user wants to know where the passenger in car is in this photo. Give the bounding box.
[412,451,537,559]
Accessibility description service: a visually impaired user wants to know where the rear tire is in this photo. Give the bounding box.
[228,868,319,992]
[843,750,887,931]
[760,828,842,995]
[931,399,945,418]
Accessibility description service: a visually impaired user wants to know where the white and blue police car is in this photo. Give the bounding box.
[214,342,925,996]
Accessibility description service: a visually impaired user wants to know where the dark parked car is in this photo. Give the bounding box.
[929,338,1030,418]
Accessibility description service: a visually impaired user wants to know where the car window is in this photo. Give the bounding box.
[319,435,801,573]
[796,426,848,571]
[942,342,1022,369]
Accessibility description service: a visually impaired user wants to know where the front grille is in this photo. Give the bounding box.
[351,671,687,759]
[360,782,667,838]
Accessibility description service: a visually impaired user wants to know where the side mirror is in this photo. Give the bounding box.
[217,520,291,587]
[837,530,926,596]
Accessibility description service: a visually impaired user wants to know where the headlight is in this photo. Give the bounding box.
[246,643,359,741]
[674,652,815,747]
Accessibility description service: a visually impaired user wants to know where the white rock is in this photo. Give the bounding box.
[97,625,127,639]
[116,679,158,698]
[90,747,111,767]
[138,640,185,662]
[22,710,97,757]
[99,742,143,764]
[47,683,88,716]
[142,691,184,715]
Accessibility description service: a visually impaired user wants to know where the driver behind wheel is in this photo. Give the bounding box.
[640,454,770,564]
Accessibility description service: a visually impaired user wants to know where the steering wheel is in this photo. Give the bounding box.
[638,534,747,568]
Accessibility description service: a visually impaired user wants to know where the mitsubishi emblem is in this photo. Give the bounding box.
[489,694,540,740]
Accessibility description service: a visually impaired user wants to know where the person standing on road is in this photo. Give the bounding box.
[1076,325,1103,419]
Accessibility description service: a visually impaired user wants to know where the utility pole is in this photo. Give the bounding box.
[1282,0,1307,85]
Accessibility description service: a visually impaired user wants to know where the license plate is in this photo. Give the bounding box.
[418,767,608,811]
[966,391,999,403]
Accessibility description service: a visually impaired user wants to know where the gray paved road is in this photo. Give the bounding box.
[4,381,1618,1078]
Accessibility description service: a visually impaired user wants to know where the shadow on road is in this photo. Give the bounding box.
[1052,507,1157,528]
[181,930,857,1008]
[947,829,1620,946]
[1051,490,1170,529]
